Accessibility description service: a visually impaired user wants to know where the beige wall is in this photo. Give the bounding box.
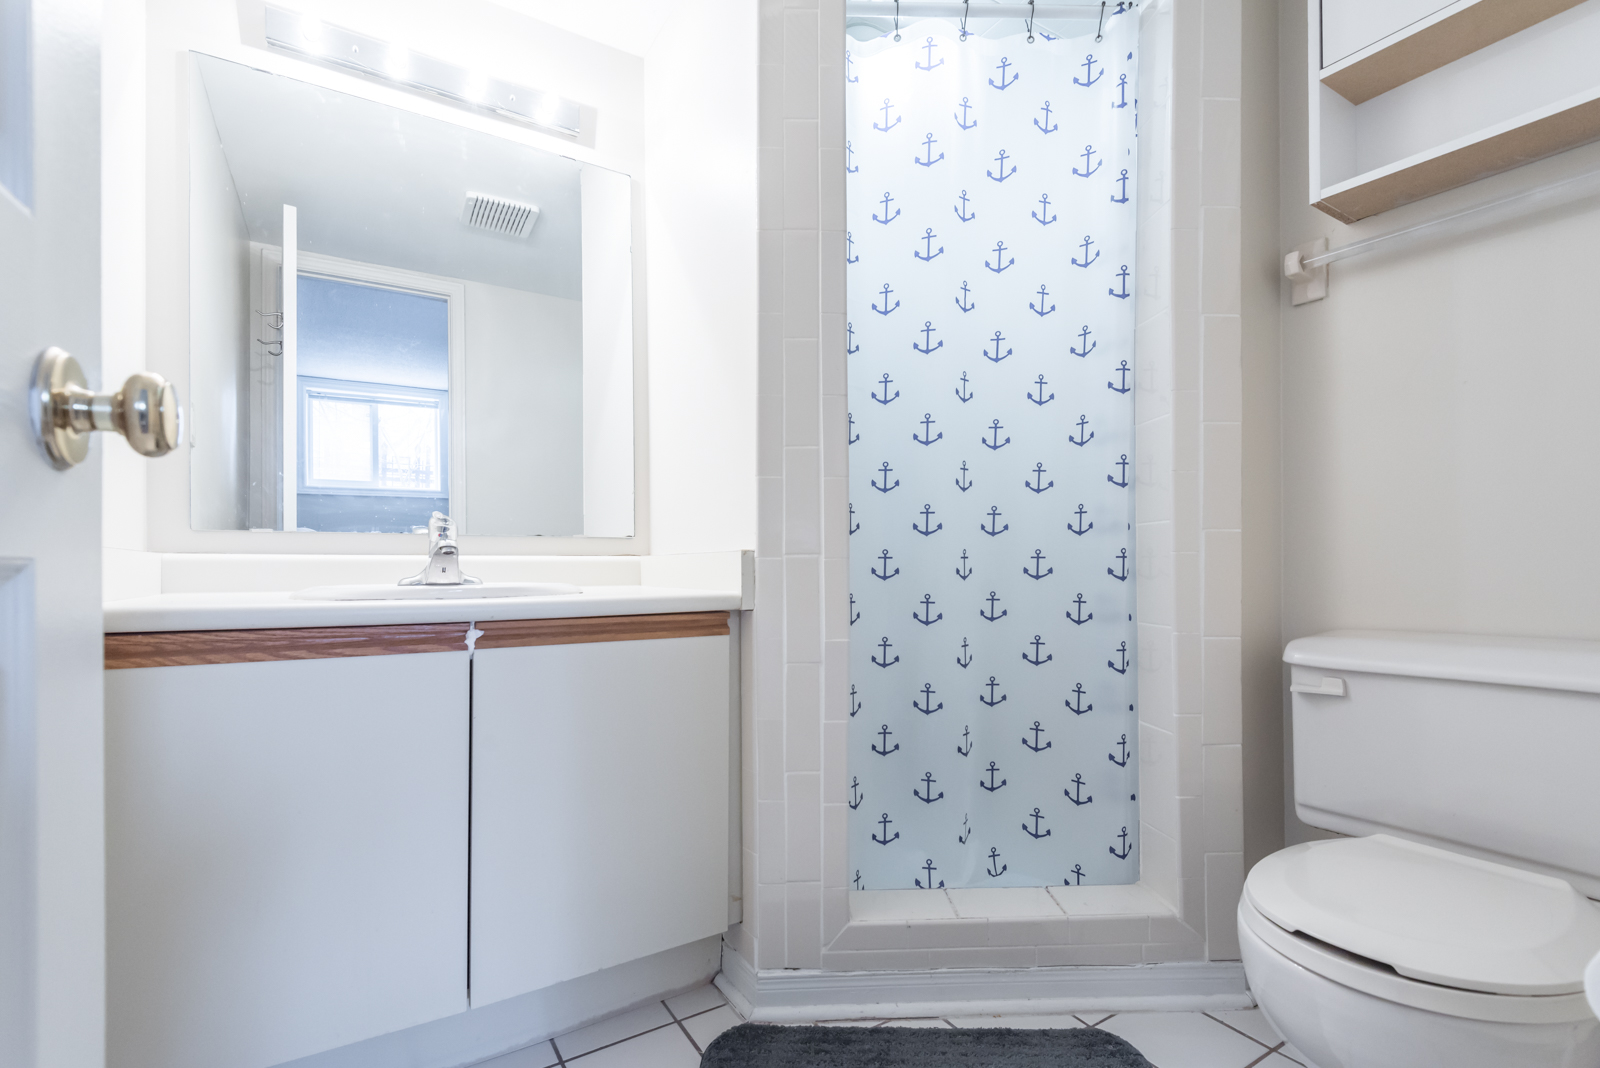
[1276,2,1600,841]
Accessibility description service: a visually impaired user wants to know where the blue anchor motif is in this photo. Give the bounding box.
[849,503,860,535]
[1073,235,1101,267]
[1112,168,1131,204]
[1109,265,1132,299]
[850,684,861,717]
[954,96,977,130]
[912,413,942,445]
[1075,53,1103,87]
[1113,72,1129,108]
[1109,733,1131,767]
[1073,144,1102,178]
[1028,376,1055,406]
[872,283,900,315]
[982,419,1010,450]
[913,132,945,168]
[989,56,1019,90]
[1032,193,1057,225]
[872,724,900,756]
[1022,634,1052,666]
[1067,593,1093,625]
[849,776,864,809]
[915,858,944,890]
[1065,773,1093,806]
[954,281,976,313]
[1110,826,1133,860]
[985,241,1015,272]
[956,636,973,669]
[1024,550,1053,580]
[847,321,859,355]
[914,228,944,263]
[916,36,944,71]
[1068,503,1093,535]
[980,592,1006,625]
[955,550,972,580]
[855,870,864,890]
[1066,864,1086,886]
[873,98,902,132]
[872,811,900,846]
[1108,454,1130,487]
[913,320,943,354]
[1108,641,1130,675]
[1023,721,1052,752]
[871,549,899,581]
[983,331,1012,363]
[846,50,858,83]
[1072,324,1097,357]
[846,140,858,174]
[957,726,973,757]
[1023,807,1052,838]
[1070,415,1094,446]
[872,461,899,493]
[1034,100,1058,134]
[986,846,1008,877]
[912,503,943,536]
[955,372,973,404]
[979,761,1007,791]
[914,772,943,804]
[1108,360,1132,393]
[981,506,1009,537]
[954,191,975,224]
[1108,548,1129,581]
[846,232,858,265]
[1065,682,1092,714]
[1026,462,1053,494]
[955,460,972,491]
[1030,284,1056,316]
[872,372,900,405]
[986,150,1017,183]
[872,636,901,669]
[872,192,901,226]
[848,412,859,445]
[913,682,943,714]
[850,592,860,625]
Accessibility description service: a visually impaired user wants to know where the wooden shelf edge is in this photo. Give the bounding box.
[1315,90,1600,222]
[1322,0,1586,106]
[106,623,473,670]
[474,611,731,650]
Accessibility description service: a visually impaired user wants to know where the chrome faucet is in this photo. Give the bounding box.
[400,511,481,586]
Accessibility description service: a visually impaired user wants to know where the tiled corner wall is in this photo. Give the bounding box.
[732,0,1246,975]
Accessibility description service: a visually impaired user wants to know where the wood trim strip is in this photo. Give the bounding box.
[474,611,730,650]
[106,623,472,669]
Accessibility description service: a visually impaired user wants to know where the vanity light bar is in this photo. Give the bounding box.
[263,6,581,137]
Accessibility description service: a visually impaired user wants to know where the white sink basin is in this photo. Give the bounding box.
[291,582,582,602]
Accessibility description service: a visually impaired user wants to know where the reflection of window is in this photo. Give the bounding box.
[299,377,447,496]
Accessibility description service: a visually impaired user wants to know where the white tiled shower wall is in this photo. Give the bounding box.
[733,0,1249,973]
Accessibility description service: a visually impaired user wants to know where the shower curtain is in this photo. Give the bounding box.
[846,8,1139,890]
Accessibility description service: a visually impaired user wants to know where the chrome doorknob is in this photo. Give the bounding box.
[31,347,183,469]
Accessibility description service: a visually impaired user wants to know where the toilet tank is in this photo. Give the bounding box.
[1285,630,1600,899]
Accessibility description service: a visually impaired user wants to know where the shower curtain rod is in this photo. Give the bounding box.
[844,2,1119,17]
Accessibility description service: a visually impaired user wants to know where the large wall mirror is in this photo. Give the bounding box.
[187,53,634,536]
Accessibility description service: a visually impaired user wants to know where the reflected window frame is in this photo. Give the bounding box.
[297,376,450,498]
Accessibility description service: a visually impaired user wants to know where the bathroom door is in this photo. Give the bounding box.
[0,2,109,1067]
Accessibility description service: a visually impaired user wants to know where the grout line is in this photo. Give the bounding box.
[1242,1045,1285,1068]
[549,1038,567,1067]
[1202,1011,1273,1050]
[663,998,703,1055]
[558,1021,682,1064]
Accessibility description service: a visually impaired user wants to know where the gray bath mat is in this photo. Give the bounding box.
[701,1023,1153,1066]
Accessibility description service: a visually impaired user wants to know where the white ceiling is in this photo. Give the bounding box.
[196,54,585,299]
[481,0,676,58]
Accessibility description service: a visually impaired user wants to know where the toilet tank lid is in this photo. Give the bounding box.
[1245,835,1600,996]
[1284,630,1600,695]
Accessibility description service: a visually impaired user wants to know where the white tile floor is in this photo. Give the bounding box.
[470,983,1312,1068]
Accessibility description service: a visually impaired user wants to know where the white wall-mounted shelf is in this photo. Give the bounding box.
[1309,0,1600,222]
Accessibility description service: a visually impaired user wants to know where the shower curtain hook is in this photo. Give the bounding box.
[959,0,969,41]
[1096,1,1106,42]
[1025,0,1035,43]
[893,0,901,41]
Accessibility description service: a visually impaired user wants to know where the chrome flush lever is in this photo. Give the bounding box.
[31,347,183,469]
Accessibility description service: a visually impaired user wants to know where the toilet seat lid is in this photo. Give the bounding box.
[1244,835,1600,996]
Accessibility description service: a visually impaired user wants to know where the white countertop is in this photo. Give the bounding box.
[104,585,743,633]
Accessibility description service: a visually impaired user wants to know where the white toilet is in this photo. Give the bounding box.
[1241,630,1600,1068]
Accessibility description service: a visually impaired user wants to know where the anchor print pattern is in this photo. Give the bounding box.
[847,14,1139,889]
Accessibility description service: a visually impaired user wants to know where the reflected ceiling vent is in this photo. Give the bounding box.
[462,192,539,238]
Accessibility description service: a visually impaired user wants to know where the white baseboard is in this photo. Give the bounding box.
[716,943,1253,1023]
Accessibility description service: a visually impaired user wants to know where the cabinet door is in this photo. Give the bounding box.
[107,652,470,1068]
[470,635,731,1006]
